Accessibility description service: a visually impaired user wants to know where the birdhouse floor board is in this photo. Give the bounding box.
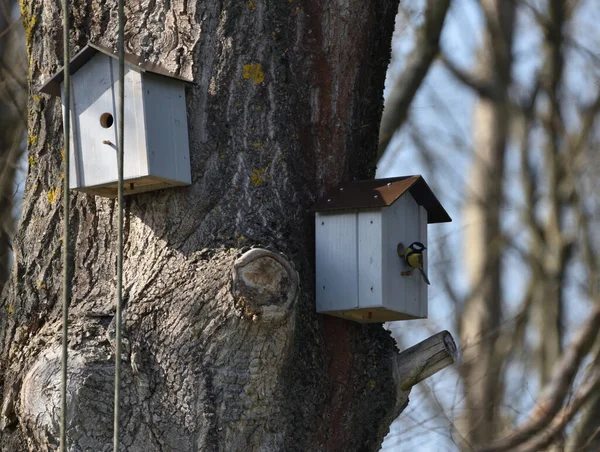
[323,307,422,323]
[74,175,189,198]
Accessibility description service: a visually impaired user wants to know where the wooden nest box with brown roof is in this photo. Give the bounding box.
[314,175,451,323]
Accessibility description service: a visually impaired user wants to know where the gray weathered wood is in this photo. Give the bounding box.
[418,205,429,317]
[315,210,360,312]
[382,195,407,315]
[142,73,191,185]
[394,330,458,390]
[358,208,383,308]
[59,52,190,197]
[403,196,420,311]
[381,194,428,318]
[316,191,430,322]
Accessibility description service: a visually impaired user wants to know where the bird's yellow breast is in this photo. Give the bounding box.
[406,252,423,269]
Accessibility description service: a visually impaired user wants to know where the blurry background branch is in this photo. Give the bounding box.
[478,301,600,452]
[378,0,451,159]
[380,0,600,450]
[0,0,26,291]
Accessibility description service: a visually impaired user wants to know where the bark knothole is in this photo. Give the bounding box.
[231,248,299,322]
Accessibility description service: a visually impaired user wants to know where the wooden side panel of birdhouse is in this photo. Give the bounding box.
[315,211,359,313]
[63,94,80,190]
[357,209,383,308]
[142,73,192,185]
[381,194,427,319]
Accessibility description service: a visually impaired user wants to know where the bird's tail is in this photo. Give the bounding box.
[418,268,431,285]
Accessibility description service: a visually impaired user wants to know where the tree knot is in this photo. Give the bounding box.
[231,248,299,322]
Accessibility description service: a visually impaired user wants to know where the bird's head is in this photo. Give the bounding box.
[410,241,426,251]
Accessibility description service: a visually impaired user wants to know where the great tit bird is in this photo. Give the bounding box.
[400,241,430,285]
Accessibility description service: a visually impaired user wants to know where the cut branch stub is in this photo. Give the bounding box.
[231,248,299,322]
[394,330,458,390]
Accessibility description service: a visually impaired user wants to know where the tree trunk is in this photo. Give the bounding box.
[459,0,515,446]
[536,0,566,391]
[0,0,425,451]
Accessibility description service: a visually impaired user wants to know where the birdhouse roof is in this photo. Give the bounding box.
[39,43,194,97]
[314,175,451,223]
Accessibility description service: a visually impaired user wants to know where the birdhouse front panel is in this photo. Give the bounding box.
[63,53,149,190]
[316,207,410,323]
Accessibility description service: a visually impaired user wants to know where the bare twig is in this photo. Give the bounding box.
[478,302,600,452]
[439,54,499,100]
[378,0,451,158]
[515,372,600,452]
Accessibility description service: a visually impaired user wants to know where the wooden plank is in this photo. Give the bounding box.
[143,73,191,185]
[327,307,421,323]
[403,195,421,316]
[109,58,149,180]
[74,175,189,198]
[382,195,409,315]
[315,211,359,313]
[357,209,383,308]
[62,84,82,188]
[419,205,428,318]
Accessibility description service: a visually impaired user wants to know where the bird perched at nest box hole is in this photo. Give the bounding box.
[398,241,430,285]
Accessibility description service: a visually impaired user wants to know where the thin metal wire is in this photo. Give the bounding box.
[60,0,71,449]
[113,0,125,448]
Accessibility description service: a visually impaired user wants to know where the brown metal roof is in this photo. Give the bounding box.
[39,43,194,96]
[314,175,451,224]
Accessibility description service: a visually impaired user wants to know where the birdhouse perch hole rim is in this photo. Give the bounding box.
[100,112,114,128]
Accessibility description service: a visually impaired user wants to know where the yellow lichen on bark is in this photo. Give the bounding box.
[47,187,59,204]
[18,0,37,56]
[243,64,265,84]
[250,168,267,186]
[26,134,37,147]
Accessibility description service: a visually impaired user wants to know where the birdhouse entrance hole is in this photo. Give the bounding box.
[100,113,114,128]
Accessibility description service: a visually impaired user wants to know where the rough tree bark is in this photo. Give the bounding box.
[0,0,452,451]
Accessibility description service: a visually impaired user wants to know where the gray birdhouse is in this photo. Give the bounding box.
[314,175,451,323]
[40,43,193,197]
